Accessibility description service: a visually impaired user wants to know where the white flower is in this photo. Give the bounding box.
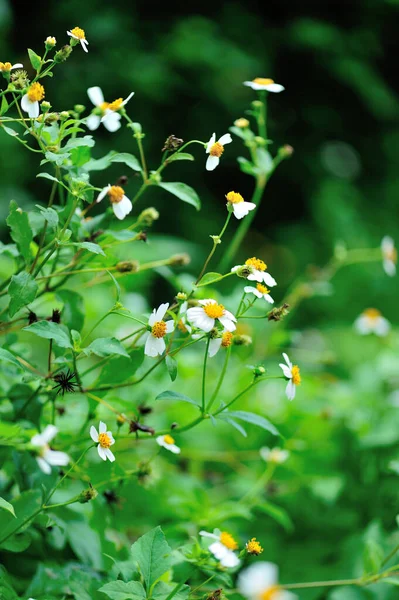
[86,86,121,132]
[279,353,301,401]
[101,92,135,128]
[31,425,70,475]
[200,529,240,568]
[193,329,234,357]
[187,299,236,333]
[96,184,132,220]
[0,61,23,72]
[381,236,397,277]
[205,133,232,171]
[243,78,285,93]
[90,421,115,462]
[260,447,290,464]
[142,303,175,357]
[238,562,296,600]
[225,191,256,220]
[156,434,180,454]
[21,82,45,118]
[354,309,390,337]
[244,283,274,304]
[232,257,277,287]
[67,27,89,52]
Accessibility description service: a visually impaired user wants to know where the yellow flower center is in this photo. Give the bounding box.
[256,283,269,295]
[292,365,301,386]
[71,27,86,40]
[163,434,175,445]
[245,257,266,271]
[220,531,238,550]
[246,537,263,555]
[221,331,233,348]
[151,321,167,338]
[226,191,244,204]
[385,248,397,262]
[210,142,224,157]
[98,432,111,448]
[27,82,45,103]
[260,586,280,600]
[0,62,12,72]
[100,101,110,111]
[269,449,283,463]
[253,78,274,86]
[363,308,381,320]
[107,185,125,204]
[204,303,225,319]
[108,98,124,111]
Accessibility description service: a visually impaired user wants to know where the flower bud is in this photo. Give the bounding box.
[41,100,51,112]
[233,334,252,346]
[176,292,187,302]
[115,260,140,273]
[232,265,252,279]
[253,365,266,377]
[45,36,57,49]
[278,144,294,158]
[43,113,60,124]
[60,111,70,120]
[54,45,73,63]
[10,69,29,90]
[78,487,98,503]
[251,100,263,109]
[138,207,159,227]
[254,135,267,146]
[234,118,250,128]
[170,253,190,266]
[267,303,290,322]
[74,104,85,114]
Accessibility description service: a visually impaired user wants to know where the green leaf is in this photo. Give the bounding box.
[166,152,195,163]
[28,48,42,70]
[255,147,273,174]
[255,501,294,532]
[36,205,59,229]
[197,272,224,286]
[158,182,201,210]
[1,124,18,136]
[8,272,38,317]
[165,355,178,381]
[0,95,9,116]
[66,520,103,570]
[24,320,72,348]
[218,416,247,437]
[363,539,384,574]
[237,156,257,177]
[110,152,142,172]
[63,135,95,150]
[83,337,129,358]
[0,489,42,548]
[65,241,105,255]
[0,498,16,518]
[152,582,190,600]
[99,581,146,600]
[56,290,85,332]
[6,200,33,262]
[0,348,25,370]
[95,349,144,386]
[155,390,200,408]
[83,151,142,173]
[130,526,172,590]
[37,172,61,183]
[221,411,279,436]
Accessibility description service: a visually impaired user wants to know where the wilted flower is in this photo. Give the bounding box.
[96,184,132,220]
[260,447,290,464]
[187,299,236,333]
[86,87,122,132]
[244,283,274,304]
[225,191,256,220]
[67,27,89,52]
[31,425,70,475]
[21,82,45,118]
[142,303,175,357]
[205,133,232,171]
[354,308,390,337]
[90,421,116,462]
[156,434,180,454]
[381,236,397,277]
[200,529,240,568]
[279,353,301,400]
[238,562,296,600]
[243,78,285,93]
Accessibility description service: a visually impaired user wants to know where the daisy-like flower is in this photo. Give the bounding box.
[243,78,285,93]
[238,562,296,600]
[245,257,277,286]
[244,283,274,304]
[21,82,45,118]
[354,308,391,337]
[90,421,116,462]
[199,529,240,568]
[31,425,70,475]
[86,86,122,132]
[156,434,180,454]
[96,184,133,220]
[208,330,234,357]
[142,303,175,357]
[279,353,301,401]
[246,538,263,556]
[205,133,232,171]
[0,61,23,73]
[260,447,290,464]
[225,191,256,220]
[381,236,397,277]
[101,92,135,127]
[67,27,89,52]
[187,299,236,333]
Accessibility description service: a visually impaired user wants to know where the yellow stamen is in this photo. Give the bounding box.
[107,185,125,204]
[0,62,12,72]
[292,365,301,386]
[210,142,224,157]
[108,98,124,111]
[260,586,280,600]
[98,432,111,448]
[245,257,266,271]
[256,283,269,295]
[204,303,225,319]
[221,331,233,348]
[384,248,397,262]
[253,78,274,86]
[246,537,263,555]
[364,308,381,320]
[27,82,45,103]
[226,191,244,204]
[220,531,238,550]
[100,101,110,111]
[151,321,167,338]
[71,27,86,40]
[164,434,175,445]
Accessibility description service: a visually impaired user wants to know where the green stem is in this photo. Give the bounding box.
[196,212,232,285]
[206,345,231,412]
[45,445,94,505]
[201,337,211,414]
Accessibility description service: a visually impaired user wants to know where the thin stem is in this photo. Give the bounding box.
[196,212,232,285]
[206,346,231,412]
[201,337,211,414]
[45,445,94,505]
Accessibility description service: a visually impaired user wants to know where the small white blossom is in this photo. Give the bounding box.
[238,562,296,600]
[90,421,115,462]
[244,283,274,304]
[67,27,89,52]
[156,434,180,454]
[205,133,232,171]
[31,425,70,475]
[200,529,240,568]
[260,447,290,464]
[354,309,390,337]
[96,184,132,220]
[279,353,301,401]
[21,82,45,118]
[232,257,277,287]
[186,299,236,333]
[225,191,256,220]
[142,303,175,357]
[86,86,121,132]
[381,236,397,277]
[243,78,285,93]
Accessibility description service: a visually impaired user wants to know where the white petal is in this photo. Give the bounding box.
[87,86,104,107]
[266,83,285,93]
[233,203,250,219]
[375,317,390,337]
[11,63,23,70]
[97,445,107,461]
[105,448,116,462]
[244,286,261,297]
[90,426,99,442]
[279,364,292,379]
[43,450,70,466]
[264,294,274,304]
[282,352,292,368]
[186,308,214,332]
[354,316,371,335]
[220,550,240,568]
[145,335,164,357]
[96,185,110,204]
[208,338,222,357]
[218,316,236,332]
[31,434,46,447]
[112,198,131,220]
[66,31,75,38]
[27,101,40,118]
[218,133,232,145]
[102,112,121,132]
[166,443,181,454]
[20,95,31,113]
[231,265,241,273]
[383,259,396,277]
[262,272,277,287]
[223,309,237,323]
[206,133,216,153]
[155,303,169,321]
[40,425,58,444]
[199,530,219,540]
[80,39,89,53]
[209,542,229,560]
[260,447,271,461]
[86,114,101,131]
[243,81,256,89]
[286,380,296,400]
[247,272,263,282]
[36,457,51,474]
[198,299,217,306]
[206,155,219,171]
[165,320,175,333]
[238,562,278,597]
[99,421,107,434]
[156,436,166,448]
[121,92,135,106]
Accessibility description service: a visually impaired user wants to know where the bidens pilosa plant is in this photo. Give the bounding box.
[0,29,397,600]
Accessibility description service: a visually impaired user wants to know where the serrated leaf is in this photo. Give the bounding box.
[36,205,59,228]
[152,582,190,600]
[165,355,177,381]
[130,526,172,590]
[158,182,201,210]
[6,200,33,262]
[220,411,279,436]
[83,337,129,358]
[99,580,146,600]
[24,321,72,348]
[63,135,95,150]
[8,272,38,317]
[155,390,200,408]
[166,152,195,163]
[197,272,223,286]
[0,489,42,548]
[28,48,42,70]
[0,498,16,518]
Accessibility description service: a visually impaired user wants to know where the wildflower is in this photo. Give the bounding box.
[243,78,285,93]
[187,299,236,333]
[101,92,135,128]
[205,133,232,171]
[90,421,116,462]
[0,61,23,73]
[21,82,45,118]
[142,303,175,357]
[67,27,89,52]
[354,308,390,337]
[279,353,301,401]
[86,86,122,132]
[31,425,70,475]
[45,36,57,49]
[246,538,263,555]
[96,184,132,220]
[156,434,180,454]
[200,530,240,568]
[225,191,256,220]
[381,236,397,276]
[244,283,274,304]
[260,447,290,464]
[206,330,233,357]
[234,118,250,128]
[238,562,296,600]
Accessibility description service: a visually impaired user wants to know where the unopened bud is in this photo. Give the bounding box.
[254,135,267,146]
[74,104,85,114]
[138,207,159,227]
[43,113,60,124]
[41,100,51,112]
[251,100,263,109]
[170,253,190,267]
[54,45,73,63]
[10,69,29,90]
[233,334,252,346]
[60,111,69,120]
[206,590,224,600]
[278,144,294,158]
[78,487,98,503]
[253,365,266,377]
[267,303,290,322]
[231,265,252,279]
[176,292,187,302]
[234,118,250,128]
[115,260,140,273]
[45,36,57,49]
